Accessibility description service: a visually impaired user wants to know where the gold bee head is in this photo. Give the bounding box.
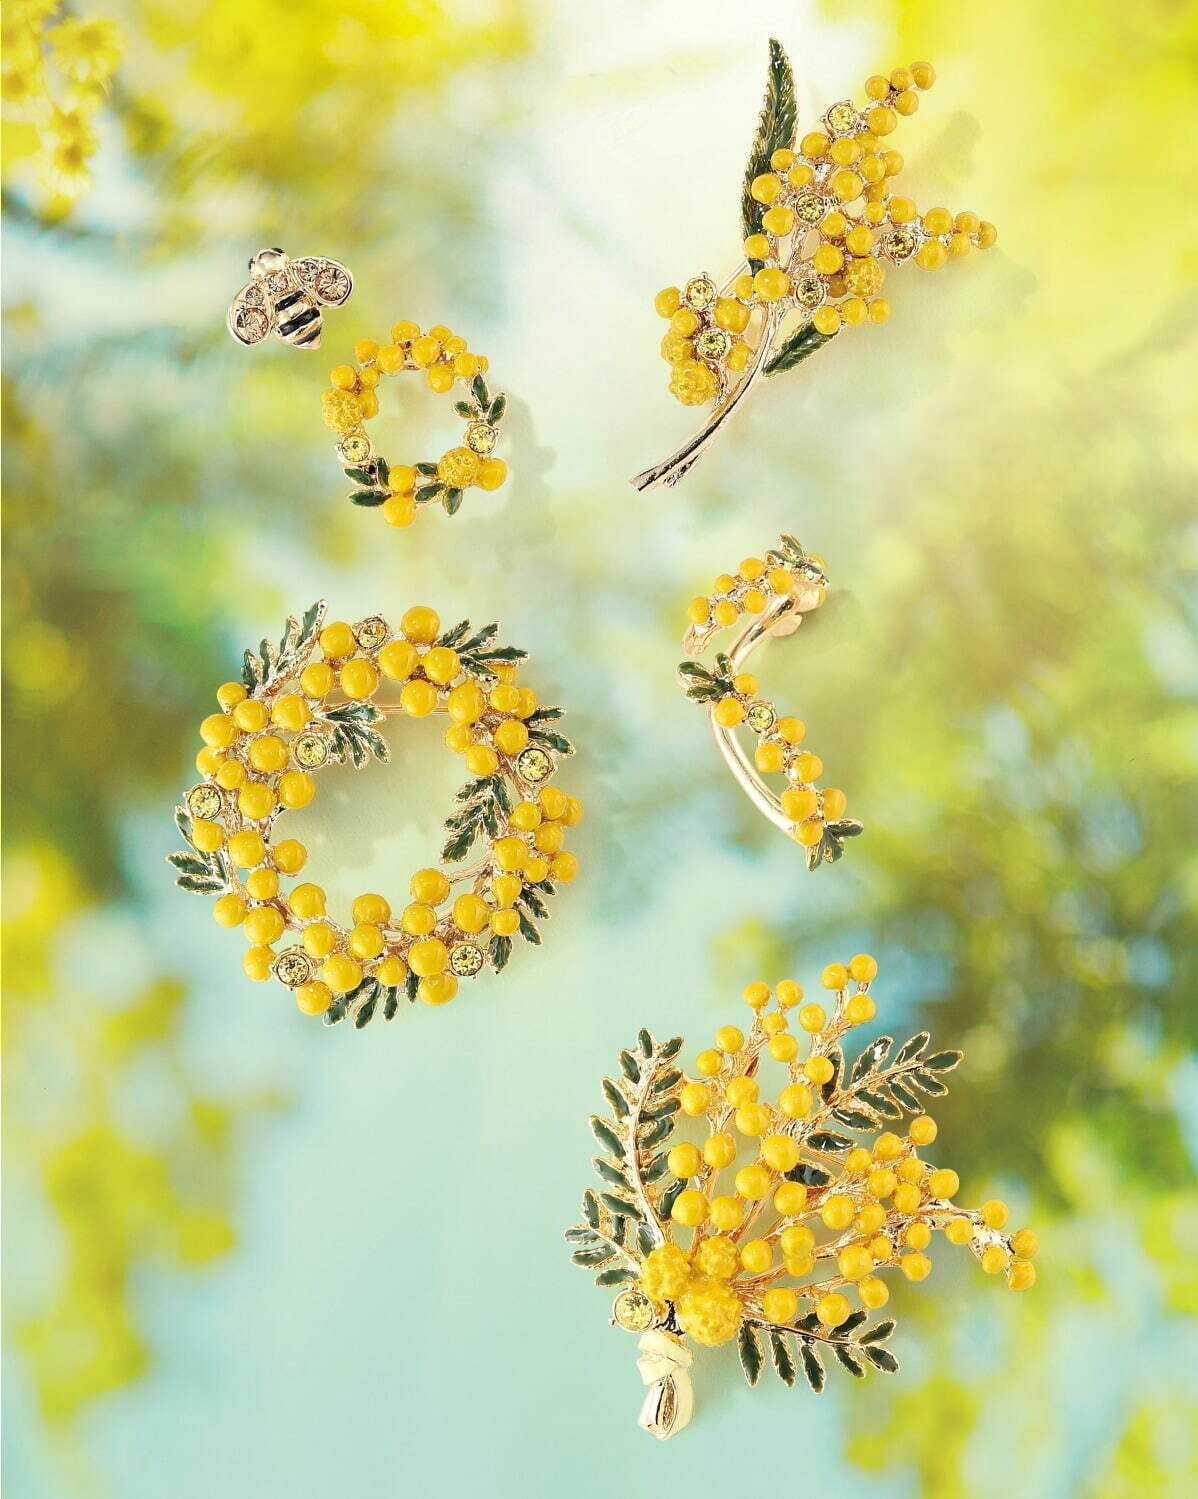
[247,246,288,279]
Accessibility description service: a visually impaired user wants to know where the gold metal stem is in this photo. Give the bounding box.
[630,303,782,492]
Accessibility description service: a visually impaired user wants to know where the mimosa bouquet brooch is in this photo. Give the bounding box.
[633,44,997,490]
[565,958,1036,1438]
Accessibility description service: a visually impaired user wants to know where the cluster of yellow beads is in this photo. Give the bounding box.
[188,607,582,1014]
[653,275,755,406]
[322,327,488,424]
[321,326,507,529]
[682,550,846,849]
[743,62,995,338]
[685,551,824,632]
[653,62,997,401]
[716,672,848,849]
[633,960,1036,1348]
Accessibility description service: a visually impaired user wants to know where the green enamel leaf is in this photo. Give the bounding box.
[741,39,798,257]
[590,1117,624,1158]
[602,1078,630,1118]
[528,729,574,755]
[763,323,836,377]
[894,1032,930,1065]
[595,1267,637,1287]
[770,1329,797,1386]
[737,1322,764,1385]
[864,1345,900,1374]
[593,1158,634,1192]
[174,873,227,895]
[571,1246,614,1268]
[599,1192,640,1220]
[834,1345,865,1377]
[799,1341,826,1393]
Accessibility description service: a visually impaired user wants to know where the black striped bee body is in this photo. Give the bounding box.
[227,247,353,350]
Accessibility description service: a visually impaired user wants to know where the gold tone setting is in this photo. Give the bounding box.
[632,44,997,490]
[678,535,862,869]
[565,961,1037,1438]
[321,325,508,528]
[168,601,582,1025]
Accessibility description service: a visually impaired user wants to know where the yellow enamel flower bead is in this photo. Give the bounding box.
[761,1288,798,1325]
[816,1292,852,1328]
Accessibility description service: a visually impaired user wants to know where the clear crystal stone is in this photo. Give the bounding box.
[186,784,222,819]
[516,747,552,784]
[354,617,388,650]
[794,190,827,224]
[695,328,730,361]
[449,942,484,977]
[272,949,314,988]
[881,227,917,263]
[292,732,329,769]
[612,1289,655,1332]
[465,421,497,455]
[823,101,860,137]
[315,266,350,303]
[683,275,717,311]
[234,307,270,342]
[746,701,776,734]
[795,275,826,309]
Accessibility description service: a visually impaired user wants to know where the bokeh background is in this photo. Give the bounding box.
[4,1,1196,1495]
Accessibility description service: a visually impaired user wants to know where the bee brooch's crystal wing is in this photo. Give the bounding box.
[292,255,353,307]
[227,279,275,346]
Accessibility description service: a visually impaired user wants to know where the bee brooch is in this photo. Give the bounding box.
[227,247,353,351]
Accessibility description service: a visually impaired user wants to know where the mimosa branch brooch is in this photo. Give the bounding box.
[632,44,997,491]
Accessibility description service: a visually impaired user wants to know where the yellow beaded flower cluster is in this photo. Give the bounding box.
[169,602,582,1025]
[320,325,508,528]
[679,536,862,868]
[566,958,1036,1418]
[645,43,996,426]
[655,275,753,407]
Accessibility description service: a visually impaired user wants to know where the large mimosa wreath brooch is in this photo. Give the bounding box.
[169,602,581,1023]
